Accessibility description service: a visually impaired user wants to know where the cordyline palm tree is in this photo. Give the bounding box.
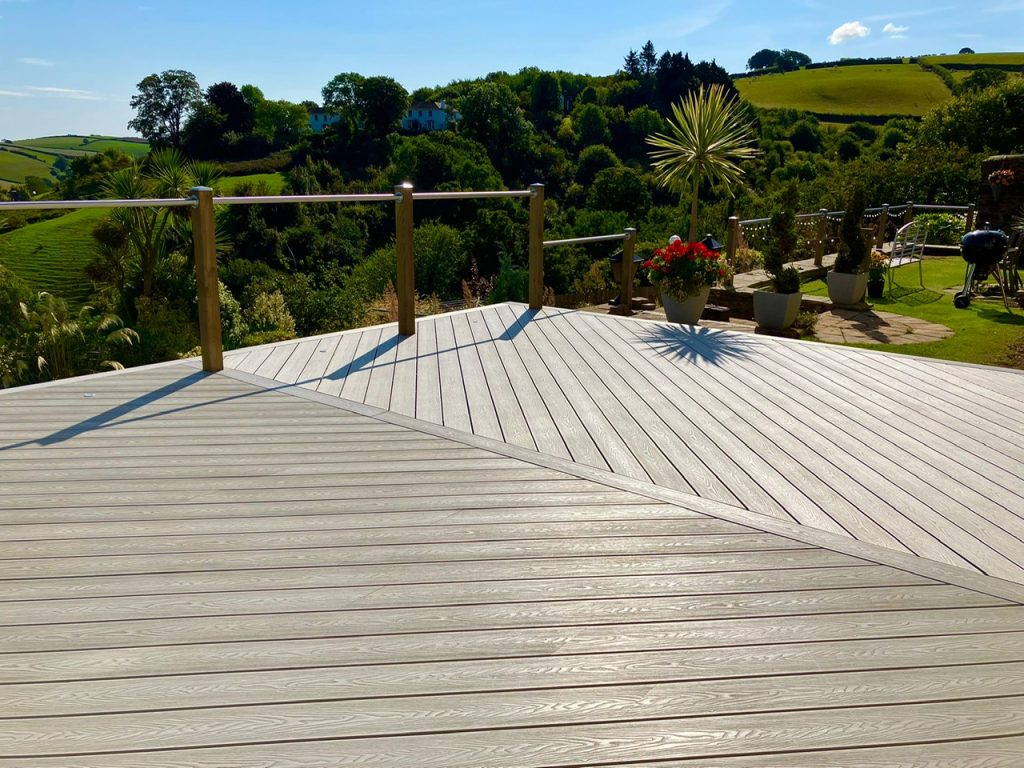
[103,149,222,297]
[647,84,759,242]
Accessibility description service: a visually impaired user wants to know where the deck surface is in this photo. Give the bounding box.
[224,304,1024,583]
[3,308,1024,765]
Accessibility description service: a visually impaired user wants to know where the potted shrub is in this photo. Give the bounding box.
[827,186,870,306]
[753,181,803,330]
[644,237,729,324]
[867,249,887,298]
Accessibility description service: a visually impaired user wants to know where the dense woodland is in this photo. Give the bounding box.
[2,42,1023,385]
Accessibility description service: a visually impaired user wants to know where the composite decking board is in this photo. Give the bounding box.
[591,313,879,531]
[489,304,602,466]
[0,568,932,627]
[4,607,1017,685]
[450,311,504,441]
[618,319,925,551]
[538,306,730,499]
[8,664,1024,757]
[689,333,1024,579]
[6,631,1022,719]
[0,550,867,603]
[294,334,342,390]
[0,534,814,580]
[501,304,651,481]
[479,304,570,459]
[744,355,1024,559]
[567,312,792,517]
[340,325,385,404]
[670,326,1017,575]
[313,329,361,398]
[364,326,400,410]
[388,333,418,417]
[797,339,1024,464]
[433,314,473,433]
[829,343,1024,430]
[465,308,536,451]
[413,317,442,423]
[270,338,321,385]
[231,344,274,375]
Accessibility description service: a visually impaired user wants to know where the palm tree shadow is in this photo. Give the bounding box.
[638,324,758,366]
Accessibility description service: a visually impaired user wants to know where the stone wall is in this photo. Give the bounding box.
[977,154,1024,232]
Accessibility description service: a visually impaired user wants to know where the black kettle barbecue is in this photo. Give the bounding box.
[954,225,1011,311]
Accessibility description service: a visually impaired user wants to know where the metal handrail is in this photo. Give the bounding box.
[0,197,197,211]
[543,233,629,248]
[214,193,396,205]
[413,190,533,200]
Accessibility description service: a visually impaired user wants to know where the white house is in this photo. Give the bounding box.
[308,109,341,133]
[402,101,459,132]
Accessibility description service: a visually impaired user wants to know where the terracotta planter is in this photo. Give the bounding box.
[661,286,710,325]
[827,271,868,307]
[753,290,802,330]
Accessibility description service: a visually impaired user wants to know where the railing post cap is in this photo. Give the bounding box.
[395,182,413,193]
[189,186,213,197]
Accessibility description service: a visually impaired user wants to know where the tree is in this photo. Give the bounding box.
[647,84,759,241]
[575,103,611,147]
[322,72,365,114]
[205,81,254,134]
[777,49,811,71]
[587,166,652,219]
[747,48,781,71]
[128,70,202,148]
[654,52,696,114]
[960,69,1008,93]
[788,118,822,152]
[356,76,409,135]
[836,133,861,162]
[459,82,534,183]
[640,41,658,78]
[576,144,620,186]
[623,50,641,78]
[182,102,227,159]
[530,72,562,132]
[916,77,1024,154]
[959,47,975,55]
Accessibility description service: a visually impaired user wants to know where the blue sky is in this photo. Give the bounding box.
[0,0,1020,139]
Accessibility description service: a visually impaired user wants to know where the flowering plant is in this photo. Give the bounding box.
[643,239,728,299]
[868,249,888,280]
[989,169,1017,187]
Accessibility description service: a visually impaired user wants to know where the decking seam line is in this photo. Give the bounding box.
[213,361,1024,604]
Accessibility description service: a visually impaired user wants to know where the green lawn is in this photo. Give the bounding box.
[802,258,1024,367]
[0,208,106,304]
[736,64,952,116]
[217,172,287,194]
[0,147,55,183]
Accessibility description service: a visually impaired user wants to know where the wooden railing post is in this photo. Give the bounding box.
[395,183,415,336]
[615,228,637,316]
[965,203,976,234]
[814,208,828,267]
[906,200,914,223]
[189,186,223,373]
[725,216,739,288]
[528,183,545,309]
[875,204,889,248]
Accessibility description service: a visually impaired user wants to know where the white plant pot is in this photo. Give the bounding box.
[753,290,802,330]
[827,271,868,307]
[661,286,710,325]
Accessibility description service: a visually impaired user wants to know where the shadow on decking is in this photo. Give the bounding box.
[0,370,268,451]
[640,324,759,366]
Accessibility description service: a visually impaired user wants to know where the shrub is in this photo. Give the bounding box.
[913,213,964,245]
[834,186,868,273]
[244,291,297,337]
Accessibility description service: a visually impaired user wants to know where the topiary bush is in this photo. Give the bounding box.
[834,186,868,274]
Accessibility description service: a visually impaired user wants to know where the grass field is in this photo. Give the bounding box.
[0,208,106,304]
[15,135,150,158]
[736,64,953,116]
[0,147,55,183]
[802,258,1024,367]
[920,52,1024,67]
[217,172,287,194]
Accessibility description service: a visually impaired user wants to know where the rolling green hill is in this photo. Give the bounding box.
[735,63,952,118]
[218,173,287,194]
[0,208,106,304]
[0,146,55,184]
[920,52,1024,68]
[15,135,150,158]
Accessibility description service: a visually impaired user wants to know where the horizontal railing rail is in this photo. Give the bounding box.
[543,232,631,248]
[543,229,638,315]
[0,183,557,373]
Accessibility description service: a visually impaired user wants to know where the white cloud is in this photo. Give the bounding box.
[24,86,105,101]
[0,89,27,97]
[883,22,909,38]
[829,21,870,45]
[16,57,54,67]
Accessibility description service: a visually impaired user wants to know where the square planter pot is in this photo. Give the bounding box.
[661,286,710,325]
[753,290,802,330]
[827,271,868,307]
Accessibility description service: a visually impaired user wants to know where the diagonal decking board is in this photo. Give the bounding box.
[222,304,1024,583]
[4,311,1024,765]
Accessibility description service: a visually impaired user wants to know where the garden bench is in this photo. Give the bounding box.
[886,220,927,296]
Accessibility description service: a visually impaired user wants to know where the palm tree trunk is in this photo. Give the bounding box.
[688,182,699,242]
